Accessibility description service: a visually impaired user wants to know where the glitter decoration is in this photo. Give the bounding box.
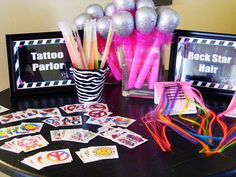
[113,0,135,11]
[112,11,134,37]
[135,7,157,34]
[136,0,155,9]
[74,13,93,30]
[86,4,104,19]
[156,6,180,33]
[104,3,116,17]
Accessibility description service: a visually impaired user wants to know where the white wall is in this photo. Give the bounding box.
[0,0,236,91]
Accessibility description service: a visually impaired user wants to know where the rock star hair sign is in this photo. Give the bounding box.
[6,31,81,96]
[169,30,236,95]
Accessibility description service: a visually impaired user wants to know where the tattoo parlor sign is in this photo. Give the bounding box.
[30,51,65,72]
[6,32,75,96]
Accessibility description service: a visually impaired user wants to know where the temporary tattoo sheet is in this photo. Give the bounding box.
[21,149,73,170]
[76,145,119,163]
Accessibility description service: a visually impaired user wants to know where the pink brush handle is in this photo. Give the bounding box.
[107,61,122,81]
[148,53,160,89]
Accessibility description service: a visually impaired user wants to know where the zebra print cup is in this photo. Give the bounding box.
[71,66,110,103]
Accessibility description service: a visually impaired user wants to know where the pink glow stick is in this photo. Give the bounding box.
[145,70,151,84]
[106,56,122,80]
[134,30,172,89]
[107,44,122,80]
[128,30,154,88]
[134,40,159,89]
[148,52,160,89]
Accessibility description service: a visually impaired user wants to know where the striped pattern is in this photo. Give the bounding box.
[72,67,110,103]
[190,80,236,91]
[13,38,73,89]
[178,36,236,48]
[17,80,73,90]
[165,85,185,101]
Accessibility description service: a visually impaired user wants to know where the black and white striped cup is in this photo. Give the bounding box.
[71,66,110,103]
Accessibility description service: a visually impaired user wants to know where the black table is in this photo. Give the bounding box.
[0,84,236,177]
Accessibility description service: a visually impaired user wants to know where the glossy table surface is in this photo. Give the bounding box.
[0,84,235,177]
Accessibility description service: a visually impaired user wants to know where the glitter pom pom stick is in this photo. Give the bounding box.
[112,11,135,72]
[135,7,179,89]
[128,7,157,89]
[96,16,121,80]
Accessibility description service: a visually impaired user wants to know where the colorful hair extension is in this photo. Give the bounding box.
[142,82,236,155]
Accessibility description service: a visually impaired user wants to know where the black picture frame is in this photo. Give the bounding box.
[6,31,81,97]
[154,0,172,6]
[169,29,236,96]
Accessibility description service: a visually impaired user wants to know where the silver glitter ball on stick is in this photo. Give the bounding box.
[74,13,93,30]
[112,11,134,37]
[156,6,180,33]
[113,0,135,11]
[104,3,116,17]
[97,16,111,39]
[135,7,157,34]
[86,4,104,19]
[136,0,155,9]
